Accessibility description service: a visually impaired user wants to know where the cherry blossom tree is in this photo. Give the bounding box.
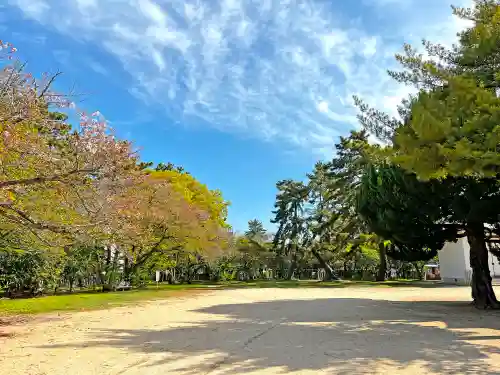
[0,41,137,249]
[108,170,231,279]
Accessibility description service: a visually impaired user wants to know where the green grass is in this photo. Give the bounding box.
[0,284,215,315]
[0,279,439,316]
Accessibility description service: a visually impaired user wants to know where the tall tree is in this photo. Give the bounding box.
[314,131,387,280]
[245,219,267,243]
[356,1,500,179]
[306,161,340,280]
[110,169,231,279]
[271,179,309,279]
[357,164,500,308]
[354,1,500,307]
[0,42,137,250]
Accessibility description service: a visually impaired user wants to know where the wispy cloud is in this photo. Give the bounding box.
[7,0,471,155]
[87,59,108,76]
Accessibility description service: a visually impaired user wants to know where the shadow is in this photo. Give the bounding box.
[221,280,452,289]
[40,298,500,374]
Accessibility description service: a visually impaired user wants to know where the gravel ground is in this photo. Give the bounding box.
[1,286,500,375]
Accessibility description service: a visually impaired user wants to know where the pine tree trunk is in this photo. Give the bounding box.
[311,249,338,280]
[376,242,387,282]
[287,252,297,280]
[466,222,500,309]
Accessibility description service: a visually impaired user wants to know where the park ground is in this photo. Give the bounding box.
[1,284,500,374]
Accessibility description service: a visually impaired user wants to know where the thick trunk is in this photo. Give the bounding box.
[376,243,387,282]
[311,249,338,280]
[466,222,499,309]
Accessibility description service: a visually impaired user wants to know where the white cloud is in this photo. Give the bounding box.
[11,0,49,18]
[363,0,412,7]
[76,0,97,10]
[87,60,108,75]
[317,101,329,113]
[6,0,472,156]
[362,37,377,58]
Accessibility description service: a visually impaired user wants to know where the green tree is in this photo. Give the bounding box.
[156,162,188,174]
[245,219,267,243]
[356,1,500,178]
[111,169,230,281]
[354,1,500,307]
[271,179,309,279]
[0,250,63,297]
[309,131,388,280]
[357,164,500,308]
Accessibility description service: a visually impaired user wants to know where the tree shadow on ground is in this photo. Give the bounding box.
[41,298,500,374]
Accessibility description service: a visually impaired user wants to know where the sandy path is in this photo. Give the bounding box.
[2,286,500,375]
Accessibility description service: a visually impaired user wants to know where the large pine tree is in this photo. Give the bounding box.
[355,1,500,308]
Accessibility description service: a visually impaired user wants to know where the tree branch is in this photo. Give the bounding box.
[0,168,96,188]
[131,234,177,271]
[0,206,103,235]
[0,207,70,234]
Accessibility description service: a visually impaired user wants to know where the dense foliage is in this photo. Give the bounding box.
[6,1,499,305]
[0,42,232,297]
[355,0,500,308]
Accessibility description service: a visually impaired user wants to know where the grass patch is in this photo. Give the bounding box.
[0,279,440,316]
[0,284,216,315]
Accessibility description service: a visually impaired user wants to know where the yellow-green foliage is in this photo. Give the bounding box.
[149,170,230,228]
[394,76,500,179]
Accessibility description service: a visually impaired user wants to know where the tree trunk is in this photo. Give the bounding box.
[166,270,174,284]
[376,242,387,282]
[311,249,338,280]
[123,255,131,282]
[413,262,424,281]
[105,246,112,267]
[466,222,500,309]
[287,252,297,280]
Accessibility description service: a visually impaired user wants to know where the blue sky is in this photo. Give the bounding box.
[1,0,470,232]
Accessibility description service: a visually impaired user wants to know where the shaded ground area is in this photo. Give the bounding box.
[0,280,441,315]
[1,287,500,374]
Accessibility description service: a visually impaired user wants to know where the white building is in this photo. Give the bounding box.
[438,237,500,285]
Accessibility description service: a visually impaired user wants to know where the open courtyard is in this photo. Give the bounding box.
[2,285,500,374]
